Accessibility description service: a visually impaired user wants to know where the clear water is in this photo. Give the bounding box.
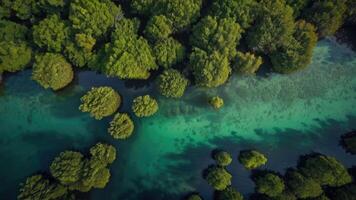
[0,38,355,200]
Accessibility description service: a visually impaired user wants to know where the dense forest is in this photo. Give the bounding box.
[0,0,355,199]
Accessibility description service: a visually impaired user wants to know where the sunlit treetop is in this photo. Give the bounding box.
[89,143,117,165]
[108,113,135,140]
[0,41,32,74]
[132,95,159,117]
[69,0,122,37]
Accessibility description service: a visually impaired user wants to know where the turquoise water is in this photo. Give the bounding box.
[0,38,356,199]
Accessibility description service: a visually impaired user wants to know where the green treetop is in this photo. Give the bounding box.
[209,96,224,109]
[271,20,318,74]
[0,20,28,42]
[186,194,202,200]
[216,186,244,200]
[233,52,263,75]
[108,113,135,140]
[298,154,352,187]
[238,150,267,170]
[32,14,69,52]
[246,0,295,53]
[302,0,347,37]
[32,53,74,91]
[64,33,96,68]
[190,48,231,88]
[286,0,311,18]
[285,170,323,199]
[144,15,173,42]
[91,18,157,80]
[153,37,185,69]
[0,41,32,74]
[130,0,155,15]
[50,151,85,185]
[214,151,232,167]
[209,0,257,30]
[132,95,159,117]
[89,143,117,165]
[254,173,285,197]
[205,166,232,191]
[190,16,243,59]
[79,86,121,120]
[69,0,121,38]
[17,175,68,200]
[157,69,189,98]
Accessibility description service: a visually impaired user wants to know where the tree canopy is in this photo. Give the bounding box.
[132,95,159,117]
[216,186,244,200]
[156,69,189,98]
[144,15,173,42]
[233,52,263,75]
[209,96,224,109]
[32,53,74,91]
[0,41,32,74]
[205,166,232,191]
[32,14,69,52]
[285,170,323,199]
[191,16,243,59]
[254,173,285,197]
[108,113,135,140]
[79,86,121,120]
[214,151,232,167]
[238,150,268,170]
[298,154,352,187]
[153,37,185,69]
[190,48,231,88]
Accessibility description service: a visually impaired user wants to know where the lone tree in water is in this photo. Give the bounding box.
[79,87,121,120]
[204,166,232,191]
[132,95,159,117]
[209,96,224,109]
[216,186,244,200]
[32,53,74,91]
[214,150,232,167]
[108,113,135,140]
[238,150,267,170]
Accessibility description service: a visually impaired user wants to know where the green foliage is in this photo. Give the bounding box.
[92,18,157,80]
[271,20,318,73]
[209,96,224,109]
[32,14,69,52]
[108,113,135,139]
[238,150,267,170]
[186,194,202,200]
[216,186,244,200]
[0,41,32,73]
[205,166,232,191]
[246,0,295,53]
[209,0,257,30]
[0,6,11,19]
[18,175,68,200]
[341,131,356,154]
[50,151,85,185]
[302,0,347,37]
[214,151,232,167]
[69,0,121,37]
[130,0,154,15]
[144,15,173,42]
[64,33,96,68]
[254,173,285,197]
[233,51,263,75]
[79,86,121,120]
[286,0,311,18]
[298,154,352,187]
[153,0,203,31]
[157,69,188,98]
[153,37,185,69]
[190,16,242,59]
[285,170,323,199]
[190,48,231,88]
[32,53,74,91]
[132,95,159,117]
[89,143,117,165]
[1,0,38,20]
[0,20,28,42]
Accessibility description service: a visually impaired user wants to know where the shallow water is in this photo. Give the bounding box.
[0,38,355,200]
